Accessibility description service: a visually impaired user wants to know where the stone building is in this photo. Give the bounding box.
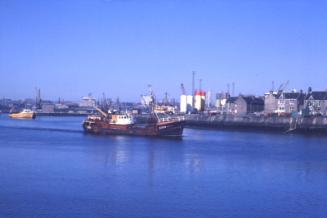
[215,92,230,114]
[225,97,238,115]
[264,91,280,115]
[234,96,264,116]
[79,95,96,108]
[276,92,305,115]
[41,103,55,113]
[305,91,327,116]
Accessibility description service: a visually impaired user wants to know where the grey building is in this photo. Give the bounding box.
[276,92,305,115]
[225,97,238,115]
[41,104,55,113]
[234,96,264,116]
[215,92,230,114]
[264,91,280,115]
[79,95,96,108]
[305,91,327,116]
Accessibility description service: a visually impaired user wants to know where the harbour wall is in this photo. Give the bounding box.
[36,112,89,117]
[184,114,327,133]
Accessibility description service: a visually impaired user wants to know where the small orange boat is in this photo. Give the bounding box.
[9,109,36,119]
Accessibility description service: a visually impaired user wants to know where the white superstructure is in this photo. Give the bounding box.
[180,95,193,113]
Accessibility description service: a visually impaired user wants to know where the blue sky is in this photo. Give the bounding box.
[1,0,327,102]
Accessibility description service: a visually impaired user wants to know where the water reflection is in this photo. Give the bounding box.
[83,128,327,184]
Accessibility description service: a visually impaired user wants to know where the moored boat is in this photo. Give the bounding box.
[83,108,184,138]
[9,109,36,119]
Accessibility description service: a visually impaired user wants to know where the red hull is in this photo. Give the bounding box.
[83,119,184,138]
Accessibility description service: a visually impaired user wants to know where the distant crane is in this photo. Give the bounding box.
[192,71,196,107]
[35,87,42,109]
[271,81,275,92]
[180,83,186,95]
[147,84,153,96]
[192,71,196,95]
[164,92,169,105]
[277,80,290,94]
[102,92,108,109]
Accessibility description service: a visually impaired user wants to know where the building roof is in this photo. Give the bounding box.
[240,96,264,105]
[306,91,327,100]
[265,91,281,98]
[226,97,238,103]
[283,93,300,99]
[280,92,305,104]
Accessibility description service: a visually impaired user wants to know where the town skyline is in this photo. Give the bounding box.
[1,82,324,104]
[1,0,327,101]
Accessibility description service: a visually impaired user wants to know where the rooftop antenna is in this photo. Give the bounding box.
[271,81,275,92]
[102,92,109,109]
[192,71,196,107]
[192,71,196,94]
[116,97,120,109]
[164,92,169,105]
[35,87,41,109]
[147,84,153,96]
[180,83,186,95]
[227,83,230,94]
[232,82,235,96]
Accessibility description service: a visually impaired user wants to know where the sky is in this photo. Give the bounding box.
[0,0,327,102]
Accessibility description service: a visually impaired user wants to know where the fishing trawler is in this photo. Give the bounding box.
[9,109,36,119]
[83,108,184,138]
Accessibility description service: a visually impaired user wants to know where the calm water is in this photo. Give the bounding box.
[0,115,327,218]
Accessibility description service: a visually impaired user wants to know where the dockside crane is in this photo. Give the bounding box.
[277,80,290,95]
[102,92,108,110]
[164,92,169,105]
[180,83,186,95]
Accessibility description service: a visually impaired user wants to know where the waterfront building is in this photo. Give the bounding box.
[180,95,193,113]
[264,91,280,115]
[79,95,96,108]
[234,96,264,116]
[215,92,230,114]
[0,98,13,113]
[194,90,206,112]
[225,97,238,115]
[304,91,327,116]
[41,104,55,113]
[55,103,70,113]
[276,91,305,115]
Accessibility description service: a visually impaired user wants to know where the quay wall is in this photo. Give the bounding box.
[36,112,89,117]
[184,114,327,133]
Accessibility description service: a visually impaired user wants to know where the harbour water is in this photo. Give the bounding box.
[0,115,327,218]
